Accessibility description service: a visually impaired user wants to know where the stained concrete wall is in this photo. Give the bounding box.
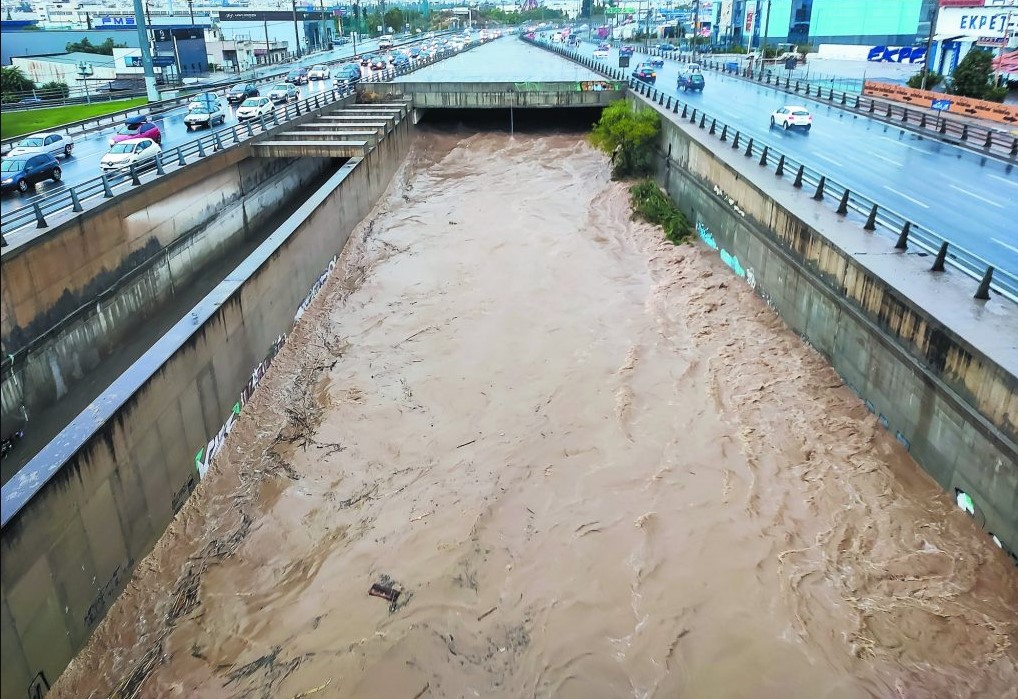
[648,102,1018,558]
[361,81,624,109]
[0,116,411,698]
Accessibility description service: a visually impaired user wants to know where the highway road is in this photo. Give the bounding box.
[568,39,1018,274]
[0,33,479,217]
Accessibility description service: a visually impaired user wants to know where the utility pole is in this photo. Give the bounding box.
[761,0,770,77]
[320,0,327,50]
[264,19,271,64]
[132,0,160,100]
[292,0,302,58]
[187,0,194,25]
[692,0,699,59]
[920,1,937,90]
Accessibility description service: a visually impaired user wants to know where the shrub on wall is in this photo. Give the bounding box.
[629,180,691,245]
[589,100,661,180]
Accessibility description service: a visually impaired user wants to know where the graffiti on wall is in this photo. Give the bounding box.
[83,560,133,628]
[866,46,927,63]
[192,256,338,480]
[697,222,746,280]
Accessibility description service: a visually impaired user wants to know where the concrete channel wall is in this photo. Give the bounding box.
[361,81,624,110]
[0,113,411,698]
[649,104,1018,559]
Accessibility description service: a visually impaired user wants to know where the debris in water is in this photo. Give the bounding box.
[456,439,477,449]
[290,678,333,699]
[477,606,497,622]
[413,682,431,699]
[369,575,403,611]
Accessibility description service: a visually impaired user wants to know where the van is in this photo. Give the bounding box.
[379,34,394,50]
[553,32,563,42]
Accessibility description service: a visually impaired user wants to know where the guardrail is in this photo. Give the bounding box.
[0,31,459,153]
[524,36,1018,304]
[0,41,481,244]
[631,45,1018,162]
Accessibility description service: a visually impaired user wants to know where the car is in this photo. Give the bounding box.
[409,47,421,58]
[308,64,330,80]
[332,63,362,88]
[770,105,813,131]
[393,55,411,70]
[99,137,161,173]
[677,72,705,92]
[236,96,274,121]
[183,104,226,129]
[620,44,635,57]
[683,62,703,73]
[632,63,657,84]
[360,54,373,66]
[370,56,388,71]
[647,57,664,68]
[7,132,74,159]
[285,67,309,85]
[379,34,394,50]
[109,115,161,146]
[657,42,677,51]
[1,153,61,194]
[336,36,349,45]
[593,43,610,58]
[187,92,221,112]
[267,83,299,103]
[227,82,259,103]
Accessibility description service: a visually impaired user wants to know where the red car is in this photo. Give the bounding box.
[109,115,162,146]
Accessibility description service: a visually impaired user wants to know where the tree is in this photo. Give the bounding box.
[65,37,123,55]
[1,65,35,97]
[581,0,593,18]
[383,7,405,32]
[589,100,661,179]
[948,48,994,99]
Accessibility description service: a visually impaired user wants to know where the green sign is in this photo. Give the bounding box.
[605,7,635,14]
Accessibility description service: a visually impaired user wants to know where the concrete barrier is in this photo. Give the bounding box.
[644,100,1018,558]
[360,81,625,109]
[0,114,412,697]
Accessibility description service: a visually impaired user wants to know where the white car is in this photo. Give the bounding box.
[308,64,330,80]
[99,137,161,172]
[770,105,813,131]
[236,97,274,121]
[7,131,74,158]
[183,104,226,129]
[593,47,609,58]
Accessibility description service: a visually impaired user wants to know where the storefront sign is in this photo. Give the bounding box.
[938,7,1016,37]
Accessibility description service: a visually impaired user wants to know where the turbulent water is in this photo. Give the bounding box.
[54,131,1018,699]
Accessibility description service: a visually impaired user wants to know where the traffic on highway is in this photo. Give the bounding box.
[544,32,1018,275]
[0,29,501,216]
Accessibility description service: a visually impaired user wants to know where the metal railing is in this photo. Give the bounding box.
[0,42,478,243]
[524,36,1018,304]
[631,45,1018,162]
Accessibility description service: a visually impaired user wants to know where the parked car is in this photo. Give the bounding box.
[7,132,74,158]
[187,92,221,111]
[677,72,706,92]
[1,153,61,194]
[184,104,226,129]
[236,97,274,121]
[335,36,350,45]
[308,64,330,80]
[227,82,259,104]
[332,63,362,88]
[268,83,299,103]
[657,42,677,51]
[285,67,309,85]
[593,42,610,58]
[109,115,161,146]
[631,63,657,84]
[99,137,161,172]
[770,105,813,131]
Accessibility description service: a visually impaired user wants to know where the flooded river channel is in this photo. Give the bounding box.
[54,130,1018,699]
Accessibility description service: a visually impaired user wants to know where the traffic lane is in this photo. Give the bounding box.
[587,45,1018,269]
[0,51,413,214]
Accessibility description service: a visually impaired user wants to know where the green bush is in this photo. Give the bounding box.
[906,71,943,90]
[947,48,994,98]
[984,85,1008,103]
[629,180,691,245]
[589,100,661,180]
[37,81,69,100]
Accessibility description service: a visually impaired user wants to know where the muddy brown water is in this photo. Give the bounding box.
[53,131,1018,699]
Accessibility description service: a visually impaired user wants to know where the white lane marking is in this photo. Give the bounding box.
[948,184,1004,208]
[882,185,930,209]
[988,173,1018,189]
[870,152,903,166]
[992,238,1018,255]
[811,152,845,168]
[879,136,927,154]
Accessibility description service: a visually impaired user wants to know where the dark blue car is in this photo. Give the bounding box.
[332,63,362,88]
[1,153,61,194]
[657,42,677,51]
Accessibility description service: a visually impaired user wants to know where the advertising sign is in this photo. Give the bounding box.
[938,7,1016,37]
[99,15,136,27]
[745,8,755,34]
[863,81,1018,124]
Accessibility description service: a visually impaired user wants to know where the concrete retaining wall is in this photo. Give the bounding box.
[0,116,411,698]
[361,81,624,109]
[0,155,332,445]
[650,104,1018,559]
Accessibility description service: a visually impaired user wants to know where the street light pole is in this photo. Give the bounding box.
[132,0,160,101]
[761,0,771,77]
[292,0,302,58]
[921,2,938,90]
[320,0,327,50]
[187,0,194,25]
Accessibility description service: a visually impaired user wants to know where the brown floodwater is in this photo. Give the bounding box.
[54,130,1018,699]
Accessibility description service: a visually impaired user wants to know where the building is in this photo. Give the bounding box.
[11,50,117,85]
[930,0,1017,76]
